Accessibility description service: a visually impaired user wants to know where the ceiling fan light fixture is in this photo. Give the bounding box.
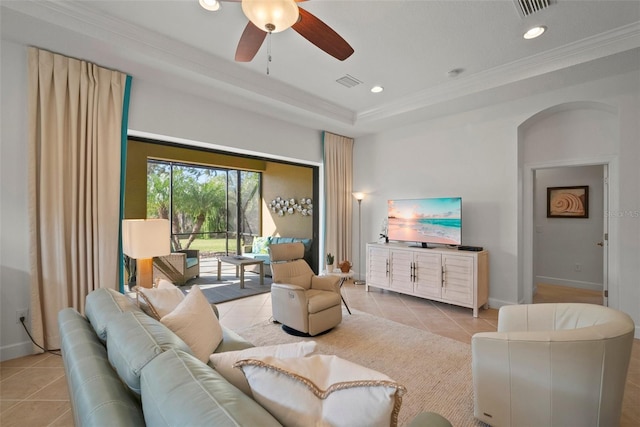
[242,0,299,33]
[199,0,221,12]
[523,25,546,39]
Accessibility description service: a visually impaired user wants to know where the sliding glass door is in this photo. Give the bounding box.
[146,160,260,257]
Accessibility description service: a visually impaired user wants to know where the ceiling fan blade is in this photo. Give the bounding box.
[292,8,354,61]
[235,22,267,62]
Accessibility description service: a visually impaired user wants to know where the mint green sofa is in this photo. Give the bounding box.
[58,288,452,427]
[59,288,281,426]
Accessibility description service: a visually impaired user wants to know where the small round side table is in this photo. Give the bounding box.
[324,269,353,315]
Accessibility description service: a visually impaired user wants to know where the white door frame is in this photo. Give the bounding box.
[522,156,618,306]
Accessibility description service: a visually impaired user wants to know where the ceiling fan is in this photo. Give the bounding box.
[201,0,354,62]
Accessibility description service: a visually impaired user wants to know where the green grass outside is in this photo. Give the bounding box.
[178,238,248,254]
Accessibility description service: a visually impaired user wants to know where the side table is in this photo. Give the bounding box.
[325,269,353,315]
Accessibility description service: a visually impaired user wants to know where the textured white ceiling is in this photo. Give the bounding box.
[2,0,639,136]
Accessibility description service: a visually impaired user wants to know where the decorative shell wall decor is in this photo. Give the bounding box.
[270,197,313,217]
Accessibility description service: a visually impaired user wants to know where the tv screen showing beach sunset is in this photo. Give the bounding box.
[387,198,462,245]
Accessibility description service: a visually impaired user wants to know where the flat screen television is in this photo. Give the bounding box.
[387,197,462,247]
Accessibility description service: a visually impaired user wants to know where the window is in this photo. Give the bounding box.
[146,160,260,256]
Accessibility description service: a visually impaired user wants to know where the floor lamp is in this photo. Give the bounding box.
[122,219,171,288]
[352,192,365,285]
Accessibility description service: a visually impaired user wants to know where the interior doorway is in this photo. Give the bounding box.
[531,164,608,306]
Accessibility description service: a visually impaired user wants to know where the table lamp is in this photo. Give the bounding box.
[122,219,171,288]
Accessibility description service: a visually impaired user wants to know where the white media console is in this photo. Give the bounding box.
[366,242,489,317]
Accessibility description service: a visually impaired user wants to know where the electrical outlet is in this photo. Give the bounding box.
[16,309,28,324]
[575,263,582,272]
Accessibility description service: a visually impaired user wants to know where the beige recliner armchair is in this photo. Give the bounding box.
[269,242,342,336]
[472,303,635,427]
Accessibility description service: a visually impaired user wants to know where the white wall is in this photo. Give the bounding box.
[534,166,604,291]
[0,39,324,360]
[127,78,323,164]
[1,41,32,360]
[354,70,640,337]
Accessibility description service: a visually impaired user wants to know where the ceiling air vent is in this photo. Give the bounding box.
[336,74,362,88]
[513,0,553,17]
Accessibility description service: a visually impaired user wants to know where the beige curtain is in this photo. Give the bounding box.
[27,47,129,350]
[323,132,354,269]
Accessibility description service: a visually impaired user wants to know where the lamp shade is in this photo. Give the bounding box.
[352,192,365,201]
[122,219,171,259]
[241,0,299,33]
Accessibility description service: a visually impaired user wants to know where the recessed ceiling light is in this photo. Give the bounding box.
[523,26,546,40]
[371,86,384,93]
[199,0,221,12]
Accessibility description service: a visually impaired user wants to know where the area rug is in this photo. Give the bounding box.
[237,310,483,427]
[181,274,272,304]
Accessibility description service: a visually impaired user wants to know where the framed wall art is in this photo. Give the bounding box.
[547,186,589,218]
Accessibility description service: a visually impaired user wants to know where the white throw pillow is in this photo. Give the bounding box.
[137,282,185,319]
[235,354,406,427]
[160,286,223,363]
[209,341,317,396]
[156,278,177,289]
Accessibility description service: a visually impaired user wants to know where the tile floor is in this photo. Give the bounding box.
[1,281,638,426]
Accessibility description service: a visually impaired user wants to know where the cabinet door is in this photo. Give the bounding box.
[413,252,442,299]
[441,254,474,304]
[367,246,390,288]
[389,250,413,293]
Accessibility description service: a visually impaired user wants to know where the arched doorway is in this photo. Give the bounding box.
[518,102,619,306]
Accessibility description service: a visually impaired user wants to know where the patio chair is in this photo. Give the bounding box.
[153,249,200,286]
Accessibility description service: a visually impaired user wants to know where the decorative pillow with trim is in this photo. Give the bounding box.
[252,236,272,254]
[208,341,317,396]
[137,280,185,319]
[235,354,407,427]
[160,286,223,363]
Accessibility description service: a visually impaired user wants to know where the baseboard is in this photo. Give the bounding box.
[487,297,517,310]
[0,340,34,362]
[535,276,603,292]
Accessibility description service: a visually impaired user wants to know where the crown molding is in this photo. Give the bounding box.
[2,0,357,125]
[356,22,640,125]
[3,1,638,133]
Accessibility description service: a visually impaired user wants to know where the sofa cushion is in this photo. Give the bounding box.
[58,308,145,427]
[272,237,311,252]
[85,288,143,342]
[141,349,282,427]
[160,286,223,363]
[236,354,406,427]
[243,253,271,264]
[106,311,193,395]
[216,326,255,353]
